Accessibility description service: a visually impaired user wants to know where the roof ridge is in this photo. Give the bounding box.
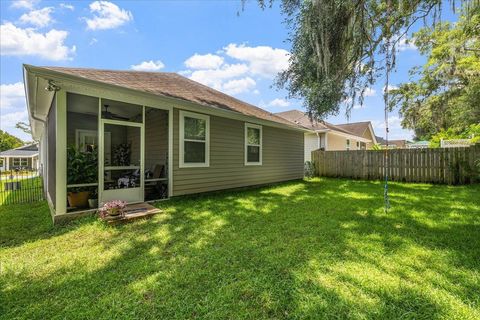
[336,121,371,126]
[42,66,178,75]
[175,73,290,123]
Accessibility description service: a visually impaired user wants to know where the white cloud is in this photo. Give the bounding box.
[130,60,165,71]
[89,38,98,45]
[268,98,290,108]
[222,77,256,95]
[223,43,290,77]
[59,3,75,10]
[0,82,25,110]
[0,22,76,60]
[11,0,39,10]
[19,7,54,27]
[383,84,398,92]
[181,43,291,96]
[397,36,417,51]
[84,1,133,30]
[0,82,31,141]
[184,53,224,69]
[373,115,414,140]
[372,116,403,131]
[177,70,192,76]
[0,110,31,141]
[189,63,249,91]
[363,87,376,97]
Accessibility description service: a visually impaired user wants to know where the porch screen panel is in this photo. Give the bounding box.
[144,107,169,200]
[66,93,99,212]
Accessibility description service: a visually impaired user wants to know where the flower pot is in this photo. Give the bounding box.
[67,191,90,208]
[88,199,98,209]
[108,208,122,216]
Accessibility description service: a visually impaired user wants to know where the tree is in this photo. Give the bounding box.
[0,130,23,152]
[254,0,475,120]
[390,6,480,140]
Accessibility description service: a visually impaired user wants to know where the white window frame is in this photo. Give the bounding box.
[13,158,28,167]
[245,123,262,166]
[0,158,4,167]
[179,110,210,168]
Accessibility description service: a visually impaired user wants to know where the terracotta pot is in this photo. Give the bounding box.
[68,191,90,208]
[108,208,122,216]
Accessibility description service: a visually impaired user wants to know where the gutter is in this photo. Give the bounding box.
[23,65,47,140]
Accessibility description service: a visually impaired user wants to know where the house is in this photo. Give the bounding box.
[0,144,39,171]
[23,65,306,221]
[375,136,409,149]
[275,110,377,161]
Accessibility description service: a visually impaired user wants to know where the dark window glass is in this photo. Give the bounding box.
[247,146,260,163]
[184,141,206,163]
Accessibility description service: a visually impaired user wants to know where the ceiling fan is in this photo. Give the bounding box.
[102,105,129,121]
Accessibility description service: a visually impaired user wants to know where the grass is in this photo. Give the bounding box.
[1,178,479,319]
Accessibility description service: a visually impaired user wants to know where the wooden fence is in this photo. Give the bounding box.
[312,144,480,184]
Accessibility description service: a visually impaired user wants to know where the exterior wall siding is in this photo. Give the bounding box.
[304,133,319,162]
[172,108,304,196]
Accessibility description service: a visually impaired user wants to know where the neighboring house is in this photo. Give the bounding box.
[24,65,306,220]
[375,136,409,149]
[275,110,377,161]
[0,144,39,171]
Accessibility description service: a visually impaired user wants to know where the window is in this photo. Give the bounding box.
[245,123,262,165]
[179,111,209,167]
[13,158,28,167]
[0,158,4,167]
[346,139,350,150]
[356,141,360,150]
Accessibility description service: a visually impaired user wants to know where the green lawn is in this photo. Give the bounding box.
[1,178,479,319]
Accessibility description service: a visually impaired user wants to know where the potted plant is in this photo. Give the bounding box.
[67,145,98,208]
[88,189,98,209]
[113,143,131,166]
[99,200,127,219]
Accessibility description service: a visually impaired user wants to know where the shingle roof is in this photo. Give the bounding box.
[0,144,38,157]
[335,122,371,137]
[275,110,357,136]
[40,66,297,127]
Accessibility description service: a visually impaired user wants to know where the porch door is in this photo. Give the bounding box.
[99,119,144,204]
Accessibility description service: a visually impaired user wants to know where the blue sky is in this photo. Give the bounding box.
[0,0,458,141]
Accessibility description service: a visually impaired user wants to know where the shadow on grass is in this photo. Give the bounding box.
[0,201,94,248]
[1,178,479,319]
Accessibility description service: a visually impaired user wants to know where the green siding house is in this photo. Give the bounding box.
[23,65,306,222]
